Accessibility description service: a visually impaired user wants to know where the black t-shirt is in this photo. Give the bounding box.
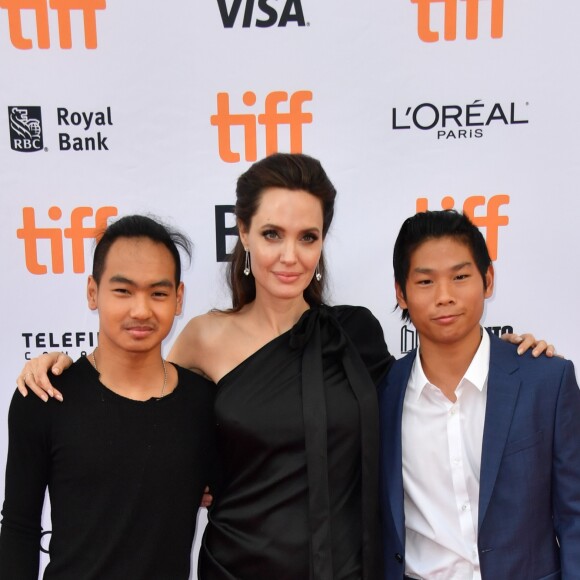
[0,356,216,580]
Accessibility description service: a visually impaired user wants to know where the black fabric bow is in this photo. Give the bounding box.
[289,305,380,580]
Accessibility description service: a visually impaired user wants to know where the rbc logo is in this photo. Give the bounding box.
[17,206,118,275]
[8,106,43,152]
[416,194,509,261]
[411,0,504,42]
[210,90,313,163]
[0,0,106,49]
[217,0,306,28]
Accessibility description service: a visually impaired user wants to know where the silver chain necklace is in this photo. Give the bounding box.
[90,347,168,398]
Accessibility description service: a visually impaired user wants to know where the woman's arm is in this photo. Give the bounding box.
[14,323,555,401]
[16,314,210,400]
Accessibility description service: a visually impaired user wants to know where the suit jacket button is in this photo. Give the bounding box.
[395,553,403,563]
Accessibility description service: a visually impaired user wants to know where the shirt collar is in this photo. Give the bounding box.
[408,328,490,401]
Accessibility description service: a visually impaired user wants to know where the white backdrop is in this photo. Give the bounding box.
[1,1,579,577]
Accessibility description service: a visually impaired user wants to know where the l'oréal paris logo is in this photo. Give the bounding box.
[392,100,529,140]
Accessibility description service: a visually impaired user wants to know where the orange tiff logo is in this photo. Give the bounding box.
[416,194,509,260]
[0,0,106,49]
[17,206,117,274]
[411,0,504,42]
[211,90,312,163]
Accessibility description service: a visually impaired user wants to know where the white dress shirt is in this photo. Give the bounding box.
[402,330,490,580]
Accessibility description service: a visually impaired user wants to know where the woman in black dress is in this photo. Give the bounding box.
[169,153,392,579]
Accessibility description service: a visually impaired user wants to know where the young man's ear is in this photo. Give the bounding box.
[484,264,495,299]
[176,282,185,316]
[87,276,98,311]
[395,282,408,310]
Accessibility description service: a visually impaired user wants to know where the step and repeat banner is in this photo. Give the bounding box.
[1,1,579,576]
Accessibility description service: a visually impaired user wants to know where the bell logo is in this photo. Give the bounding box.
[416,194,509,260]
[411,0,504,42]
[0,0,106,49]
[210,90,313,163]
[17,205,117,275]
[401,325,418,354]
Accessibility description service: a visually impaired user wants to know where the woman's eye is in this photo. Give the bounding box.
[302,233,319,243]
[262,230,279,240]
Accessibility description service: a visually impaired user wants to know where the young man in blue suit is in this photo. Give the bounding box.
[379,210,580,579]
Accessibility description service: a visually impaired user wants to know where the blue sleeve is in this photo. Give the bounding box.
[552,360,580,574]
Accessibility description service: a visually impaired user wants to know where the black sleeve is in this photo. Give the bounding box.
[334,305,395,385]
[175,366,223,503]
[201,381,222,498]
[205,430,225,506]
[0,389,50,579]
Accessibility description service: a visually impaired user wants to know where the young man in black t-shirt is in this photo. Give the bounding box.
[0,215,216,579]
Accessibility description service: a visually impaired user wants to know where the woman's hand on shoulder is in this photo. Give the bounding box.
[16,352,72,402]
[501,332,556,358]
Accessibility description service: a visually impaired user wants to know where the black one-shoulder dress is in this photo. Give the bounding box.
[199,305,393,580]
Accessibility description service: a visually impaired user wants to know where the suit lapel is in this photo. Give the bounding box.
[380,351,416,548]
[478,334,521,531]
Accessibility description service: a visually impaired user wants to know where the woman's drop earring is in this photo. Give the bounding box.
[315,264,322,282]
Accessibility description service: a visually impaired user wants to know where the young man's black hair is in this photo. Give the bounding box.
[92,214,192,286]
[393,210,491,321]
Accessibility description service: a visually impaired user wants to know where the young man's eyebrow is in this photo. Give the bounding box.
[108,275,174,288]
[150,279,174,288]
[450,261,473,271]
[413,262,473,274]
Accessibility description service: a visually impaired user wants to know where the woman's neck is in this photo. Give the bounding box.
[241,294,311,336]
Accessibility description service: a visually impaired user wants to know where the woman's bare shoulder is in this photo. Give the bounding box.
[189,310,235,338]
[168,310,236,373]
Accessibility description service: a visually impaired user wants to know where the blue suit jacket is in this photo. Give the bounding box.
[378,332,580,580]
